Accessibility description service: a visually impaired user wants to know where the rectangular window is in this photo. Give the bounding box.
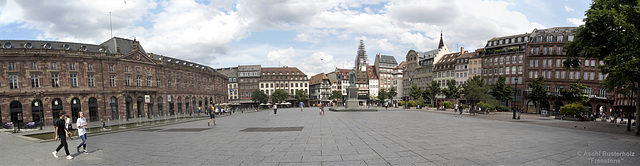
[9,75,18,89]
[109,65,114,72]
[543,47,548,55]
[500,57,504,65]
[125,75,131,86]
[529,71,533,78]
[506,56,510,64]
[136,67,140,74]
[511,66,516,74]
[530,60,534,67]
[535,48,539,55]
[176,80,180,89]
[125,66,129,72]
[556,59,561,67]
[494,57,498,65]
[584,72,588,80]
[591,60,595,67]
[137,76,141,86]
[31,62,38,70]
[31,74,40,88]
[51,73,60,87]
[558,47,563,55]
[109,75,116,87]
[157,78,161,88]
[543,59,547,67]
[499,67,503,75]
[547,36,553,42]
[557,35,563,42]
[519,55,523,63]
[568,35,574,41]
[70,63,76,70]
[147,77,152,87]
[556,71,560,79]
[505,67,510,75]
[50,62,57,70]
[547,70,551,78]
[569,72,574,79]
[87,64,93,71]
[599,73,603,80]
[70,74,78,87]
[88,74,95,87]
[518,66,523,74]
[537,36,542,42]
[562,71,566,78]
[584,60,589,67]
[590,72,595,80]
[9,62,16,70]
[168,79,172,89]
[535,60,539,67]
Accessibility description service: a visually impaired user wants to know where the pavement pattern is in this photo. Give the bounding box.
[1,107,639,166]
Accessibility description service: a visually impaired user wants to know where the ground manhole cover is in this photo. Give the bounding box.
[240,127,303,132]
[161,128,211,132]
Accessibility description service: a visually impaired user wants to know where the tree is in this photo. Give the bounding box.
[462,76,490,111]
[560,79,590,104]
[251,90,268,104]
[294,89,307,104]
[443,79,461,102]
[328,90,343,102]
[378,89,389,101]
[564,0,640,134]
[490,76,514,106]
[423,81,441,106]
[526,77,551,114]
[409,85,422,101]
[271,89,289,103]
[389,87,398,101]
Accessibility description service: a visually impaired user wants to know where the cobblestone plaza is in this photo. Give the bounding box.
[1,108,639,165]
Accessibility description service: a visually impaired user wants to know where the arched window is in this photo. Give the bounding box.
[110,97,119,120]
[89,97,98,122]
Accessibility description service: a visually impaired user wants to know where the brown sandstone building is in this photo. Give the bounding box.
[0,37,228,128]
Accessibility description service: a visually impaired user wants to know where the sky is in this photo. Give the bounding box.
[0,0,591,76]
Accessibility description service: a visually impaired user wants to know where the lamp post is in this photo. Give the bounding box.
[513,78,518,119]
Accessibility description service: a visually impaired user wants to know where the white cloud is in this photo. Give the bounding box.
[566,18,584,26]
[564,6,574,12]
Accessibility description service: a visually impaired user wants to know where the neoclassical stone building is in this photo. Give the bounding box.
[0,37,227,127]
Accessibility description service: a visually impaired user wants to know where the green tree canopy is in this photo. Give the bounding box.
[560,79,590,104]
[462,76,490,108]
[251,90,268,104]
[271,89,289,103]
[409,84,422,100]
[294,89,307,103]
[328,90,343,101]
[563,0,640,134]
[378,89,389,101]
[490,76,514,106]
[423,81,441,105]
[526,77,551,114]
[443,79,461,101]
[389,87,398,100]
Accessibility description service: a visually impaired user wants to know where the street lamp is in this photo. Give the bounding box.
[513,78,518,119]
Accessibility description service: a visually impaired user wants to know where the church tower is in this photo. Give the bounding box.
[355,40,368,71]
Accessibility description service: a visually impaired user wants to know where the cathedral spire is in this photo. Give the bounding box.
[438,31,445,49]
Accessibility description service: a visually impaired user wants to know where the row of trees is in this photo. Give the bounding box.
[251,89,308,105]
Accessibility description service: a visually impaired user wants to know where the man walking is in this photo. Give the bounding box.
[76,112,88,154]
[53,111,73,160]
[273,103,278,115]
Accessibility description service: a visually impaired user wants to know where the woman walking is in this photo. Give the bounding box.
[76,112,88,154]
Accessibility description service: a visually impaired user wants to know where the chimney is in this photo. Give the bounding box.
[460,47,464,53]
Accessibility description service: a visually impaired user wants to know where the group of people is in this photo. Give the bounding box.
[272,102,324,115]
[453,104,464,117]
[52,111,88,160]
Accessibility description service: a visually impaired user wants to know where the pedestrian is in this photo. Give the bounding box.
[454,104,458,117]
[65,115,74,139]
[208,105,216,126]
[53,111,73,160]
[300,102,304,112]
[459,105,463,118]
[385,102,388,111]
[273,103,277,115]
[76,112,88,154]
[319,104,324,115]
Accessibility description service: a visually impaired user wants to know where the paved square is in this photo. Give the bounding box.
[1,107,639,165]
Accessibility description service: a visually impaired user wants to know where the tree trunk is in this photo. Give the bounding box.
[635,81,639,135]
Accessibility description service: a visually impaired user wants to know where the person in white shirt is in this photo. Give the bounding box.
[65,115,73,139]
[76,112,88,154]
[273,104,278,115]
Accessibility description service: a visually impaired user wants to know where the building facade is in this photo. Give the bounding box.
[374,53,398,91]
[392,62,405,102]
[367,65,379,98]
[216,67,238,100]
[259,67,308,103]
[0,38,227,127]
[309,73,331,106]
[237,65,261,105]
[402,33,450,100]
[481,33,528,108]
[454,49,472,86]
[524,27,613,115]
